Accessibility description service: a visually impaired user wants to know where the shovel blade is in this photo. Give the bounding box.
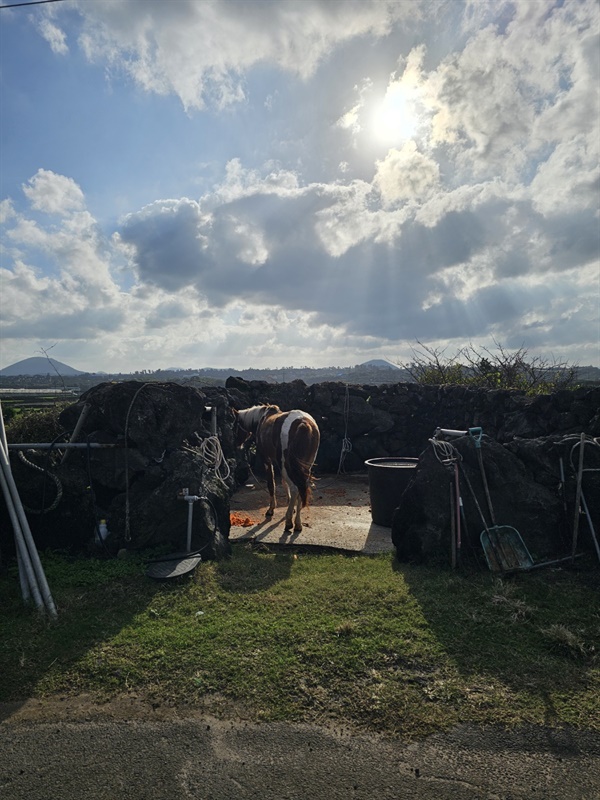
[480,526,534,572]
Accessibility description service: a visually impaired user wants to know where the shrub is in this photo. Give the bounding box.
[401,341,578,395]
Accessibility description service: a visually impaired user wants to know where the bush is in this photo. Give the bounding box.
[402,341,578,395]
[4,404,70,445]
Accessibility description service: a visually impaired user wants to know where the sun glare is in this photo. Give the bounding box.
[371,84,419,144]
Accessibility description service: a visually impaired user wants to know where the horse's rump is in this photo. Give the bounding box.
[237,404,320,510]
[282,414,320,507]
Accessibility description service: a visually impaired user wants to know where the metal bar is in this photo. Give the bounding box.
[61,402,91,464]
[450,482,456,569]
[572,432,585,560]
[0,458,44,611]
[1,400,33,604]
[7,442,121,450]
[0,438,58,618]
[454,462,461,561]
[580,490,600,563]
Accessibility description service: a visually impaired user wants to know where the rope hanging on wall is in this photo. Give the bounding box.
[337,385,352,474]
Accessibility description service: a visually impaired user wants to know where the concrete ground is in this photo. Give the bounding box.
[229,472,394,553]
[2,702,599,800]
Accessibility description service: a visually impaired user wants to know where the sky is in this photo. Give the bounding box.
[0,0,599,373]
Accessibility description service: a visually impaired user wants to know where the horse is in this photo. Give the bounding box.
[235,404,320,532]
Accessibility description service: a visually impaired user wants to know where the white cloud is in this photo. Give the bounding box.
[374,142,440,206]
[63,0,412,112]
[3,0,597,371]
[37,18,69,55]
[0,199,16,225]
[22,169,85,215]
[422,0,600,178]
[531,135,600,216]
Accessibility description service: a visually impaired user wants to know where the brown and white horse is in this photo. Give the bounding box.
[235,404,320,532]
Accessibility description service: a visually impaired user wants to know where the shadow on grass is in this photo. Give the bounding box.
[395,556,600,707]
[0,551,174,721]
[215,541,294,593]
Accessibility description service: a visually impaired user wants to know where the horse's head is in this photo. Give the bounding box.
[233,404,281,448]
[232,408,252,448]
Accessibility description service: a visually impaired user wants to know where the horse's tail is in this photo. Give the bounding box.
[285,418,320,507]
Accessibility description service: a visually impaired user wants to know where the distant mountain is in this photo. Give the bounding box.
[0,357,85,377]
[360,359,401,369]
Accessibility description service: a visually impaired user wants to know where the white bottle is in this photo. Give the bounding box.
[97,519,109,543]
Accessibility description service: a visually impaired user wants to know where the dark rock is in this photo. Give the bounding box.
[392,434,573,567]
[16,382,237,557]
[3,379,599,563]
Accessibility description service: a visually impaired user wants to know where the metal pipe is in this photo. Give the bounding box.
[435,428,468,439]
[0,400,32,604]
[580,490,600,563]
[572,432,585,560]
[0,458,44,612]
[16,548,32,603]
[185,494,200,552]
[7,442,121,450]
[61,402,91,464]
[0,439,58,618]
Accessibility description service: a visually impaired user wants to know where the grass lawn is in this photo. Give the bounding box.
[0,545,598,738]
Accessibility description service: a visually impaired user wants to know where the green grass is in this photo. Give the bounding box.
[0,546,598,738]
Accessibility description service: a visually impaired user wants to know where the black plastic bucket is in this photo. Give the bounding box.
[365,457,418,527]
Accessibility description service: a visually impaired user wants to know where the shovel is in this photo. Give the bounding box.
[468,428,534,573]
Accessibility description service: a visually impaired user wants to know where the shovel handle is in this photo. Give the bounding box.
[458,461,489,533]
[476,447,496,526]
[469,427,483,447]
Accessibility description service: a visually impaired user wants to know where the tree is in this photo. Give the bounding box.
[400,340,578,395]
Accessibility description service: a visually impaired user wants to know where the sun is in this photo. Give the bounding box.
[371,83,419,144]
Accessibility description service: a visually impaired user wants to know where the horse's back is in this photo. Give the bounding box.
[282,410,319,462]
[260,409,319,465]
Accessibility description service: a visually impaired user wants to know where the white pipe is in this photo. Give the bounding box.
[185,494,200,552]
[0,458,44,612]
[8,442,120,450]
[61,402,91,464]
[0,438,58,618]
[16,548,31,603]
[0,400,31,604]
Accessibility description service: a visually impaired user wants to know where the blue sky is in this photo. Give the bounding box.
[1,0,598,373]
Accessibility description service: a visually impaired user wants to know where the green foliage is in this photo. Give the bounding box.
[0,547,598,737]
[4,404,70,444]
[403,341,579,395]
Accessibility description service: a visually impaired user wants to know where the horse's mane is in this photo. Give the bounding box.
[238,404,281,432]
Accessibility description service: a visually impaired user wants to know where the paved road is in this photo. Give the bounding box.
[2,711,599,799]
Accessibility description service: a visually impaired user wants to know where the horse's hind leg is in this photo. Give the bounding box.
[265,462,276,518]
[284,489,300,532]
[292,492,303,532]
[282,468,300,531]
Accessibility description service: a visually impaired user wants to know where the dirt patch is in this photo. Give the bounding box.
[229,512,261,527]
[229,474,394,554]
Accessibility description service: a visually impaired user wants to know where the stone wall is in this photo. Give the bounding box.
[217,379,599,565]
[218,379,600,473]
[2,379,597,561]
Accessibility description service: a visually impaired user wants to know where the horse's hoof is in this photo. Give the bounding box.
[284,522,293,532]
[265,509,274,518]
[294,525,303,533]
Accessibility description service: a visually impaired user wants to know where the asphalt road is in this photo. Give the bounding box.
[2,712,599,800]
